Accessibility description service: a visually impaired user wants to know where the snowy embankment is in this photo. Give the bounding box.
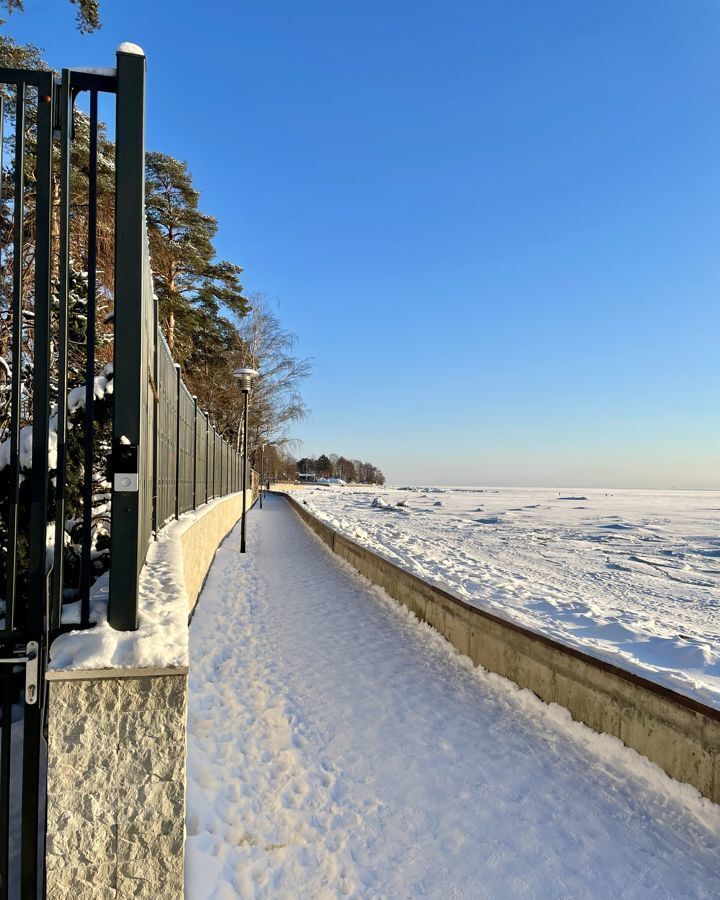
[186,495,720,899]
[301,486,720,709]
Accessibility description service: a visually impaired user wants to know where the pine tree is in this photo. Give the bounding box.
[1,0,101,32]
[145,151,248,367]
[316,455,333,477]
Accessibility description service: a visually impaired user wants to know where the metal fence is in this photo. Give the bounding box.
[106,50,251,632]
[152,325,243,531]
[0,48,252,897]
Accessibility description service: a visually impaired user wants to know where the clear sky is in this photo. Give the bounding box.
[6,1,719,488]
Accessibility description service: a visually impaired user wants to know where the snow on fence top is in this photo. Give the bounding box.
[117,42,145,56]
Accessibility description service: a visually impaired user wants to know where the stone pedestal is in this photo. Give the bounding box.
[45,668,188,899]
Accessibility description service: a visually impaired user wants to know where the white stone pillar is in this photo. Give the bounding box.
[45,668,187,899]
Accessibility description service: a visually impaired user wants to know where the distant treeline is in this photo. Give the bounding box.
[256,447,384,485]
[297,454,385,485]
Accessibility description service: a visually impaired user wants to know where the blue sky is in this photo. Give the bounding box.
[6,1,719,488]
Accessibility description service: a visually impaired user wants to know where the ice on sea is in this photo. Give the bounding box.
[303,484,720,708]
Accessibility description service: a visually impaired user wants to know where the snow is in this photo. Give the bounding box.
[0,368,113,473]
[48,492,240,671]
[67,372,113,414]
[301,486,720,709]
[116,42,145,56]
[186,495,720,898]
[70,66,117,76]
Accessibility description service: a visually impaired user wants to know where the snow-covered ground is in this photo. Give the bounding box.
[186,495,720,898]
[300,486,720,708]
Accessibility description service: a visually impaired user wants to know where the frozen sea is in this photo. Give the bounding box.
[301,486,720,708]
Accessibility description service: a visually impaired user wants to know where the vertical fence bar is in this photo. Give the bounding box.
[152,296,160,538]
[0,92,9,900]
[79,89,99,626]
[5,84,25,630]
[51,69,72,634]
[0,670,9,900]
[211,428,216,499]
[192,397,198,510]
[205,414,209,504]
[174,364,180,520]
[219,437,224,498]
[22,75,55,899]
[109,46,147,631]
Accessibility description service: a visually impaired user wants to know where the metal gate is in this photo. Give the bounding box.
[1,47,247,896]
[0,62,120,899]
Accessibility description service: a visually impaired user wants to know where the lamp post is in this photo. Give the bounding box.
[233,367,258,552]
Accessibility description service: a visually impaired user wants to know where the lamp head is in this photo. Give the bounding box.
[232,367,259,393]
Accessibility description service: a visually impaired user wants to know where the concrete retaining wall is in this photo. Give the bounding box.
[282,492,720,804]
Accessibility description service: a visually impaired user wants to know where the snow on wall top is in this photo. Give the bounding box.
[48,493,237,671]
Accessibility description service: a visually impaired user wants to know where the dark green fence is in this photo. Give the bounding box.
[105,50,249,631]
[0,47,250,896]
[152,325,241,530]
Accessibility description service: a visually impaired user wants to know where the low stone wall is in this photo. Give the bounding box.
[181,487,256,613]
[282,492,720,804]
[45,668,187,900]
[45,489,257,897]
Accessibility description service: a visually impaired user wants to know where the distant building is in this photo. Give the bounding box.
[298,472,317,483]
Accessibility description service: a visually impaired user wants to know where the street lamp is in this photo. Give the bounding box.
[233,367,258,552]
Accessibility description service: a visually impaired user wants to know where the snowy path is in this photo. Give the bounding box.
[186,495,720,899]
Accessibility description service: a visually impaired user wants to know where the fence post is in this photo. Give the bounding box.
[108,45,147,632]
[152,293,160,537]
[212,429,216,499]
[174,363,181,520]
[219,438,223,498]
[205,413,209,504]
[192,396,198,510]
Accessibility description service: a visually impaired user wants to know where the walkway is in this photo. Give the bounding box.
[186,494,720,899]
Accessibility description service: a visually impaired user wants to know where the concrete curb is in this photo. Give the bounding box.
[280,491,720,804]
